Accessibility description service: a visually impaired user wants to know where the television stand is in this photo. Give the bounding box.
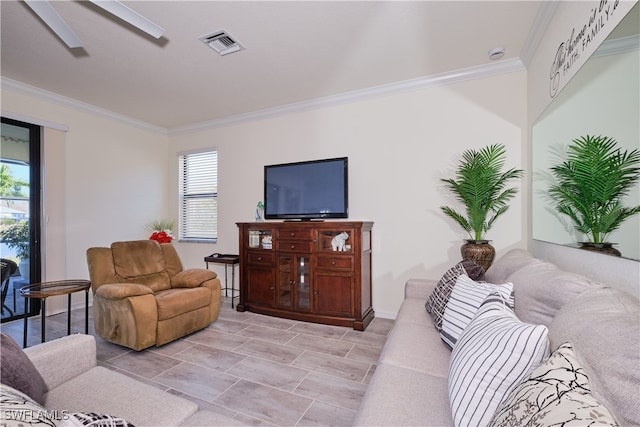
[236,221,374,330]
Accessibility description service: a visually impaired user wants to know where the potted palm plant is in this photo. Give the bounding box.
[548,135,640,256]
[440,144,523,270]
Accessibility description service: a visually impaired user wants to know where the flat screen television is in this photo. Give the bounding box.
[264,157,348,220]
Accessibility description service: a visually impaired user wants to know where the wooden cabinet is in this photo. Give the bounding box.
[237,221,374,330]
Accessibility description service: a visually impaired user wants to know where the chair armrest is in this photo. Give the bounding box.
[404,278,438,300]
[24,334,97,391]
[171,269,217,288]
[95,283,153,299]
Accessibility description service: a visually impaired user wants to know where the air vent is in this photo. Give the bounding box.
[199,30,244,56]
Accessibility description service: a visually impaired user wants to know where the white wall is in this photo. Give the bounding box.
[170,71,528,318]
[2,88,170,314]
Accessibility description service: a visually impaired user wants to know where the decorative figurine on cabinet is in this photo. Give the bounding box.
[331,232,349,252]
[261,235,272,249]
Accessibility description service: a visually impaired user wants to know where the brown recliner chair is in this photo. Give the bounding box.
[86,240,221,351]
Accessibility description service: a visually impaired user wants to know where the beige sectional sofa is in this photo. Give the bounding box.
[4,333,243,427]
[354,249,640,426]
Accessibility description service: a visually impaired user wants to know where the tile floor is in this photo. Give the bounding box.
[1,297,394,426]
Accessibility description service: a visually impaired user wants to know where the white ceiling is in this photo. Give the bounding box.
[1,1,545,131]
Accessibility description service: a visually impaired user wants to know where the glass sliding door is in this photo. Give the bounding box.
[1,117,41,322]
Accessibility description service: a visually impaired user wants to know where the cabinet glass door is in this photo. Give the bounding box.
[277,256,292,308]
[296,256,310,310]
[276,255,310,311]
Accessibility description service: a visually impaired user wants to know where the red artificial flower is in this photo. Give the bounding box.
[149,231,173,244]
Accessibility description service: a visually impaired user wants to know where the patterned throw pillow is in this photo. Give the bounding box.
[490,342,619,427]
[440,275,514,349]
[425,260,485,331]
[0,384,53,427]
[60,412,135,427]
[448,294,549,427]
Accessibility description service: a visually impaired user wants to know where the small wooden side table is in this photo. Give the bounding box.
[21,279,91,348]
[204,254,239,308]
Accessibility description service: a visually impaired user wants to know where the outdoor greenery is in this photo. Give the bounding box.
[0,164,30,260]
[0,164,28,206]
[440,144,523,241]
[548,135,640,244]
[0,220,29,259]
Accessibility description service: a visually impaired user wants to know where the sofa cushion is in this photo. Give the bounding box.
[440,275,513,349]
[0,383,51,427]
[448,294,549,427]
[155,287,212,320]
[354,364,453,427]
[111,240,171,292]
[484,248,536,284]
[490,342,618,427]
[507,261,603,326]
[549,287,640,426]
[395,297,438,327]
[425,260,485,331]
[0,333,46,404]
[378,321,450,377]
[43,366,197,427]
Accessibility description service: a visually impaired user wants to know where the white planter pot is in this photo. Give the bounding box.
[19,259,30,282]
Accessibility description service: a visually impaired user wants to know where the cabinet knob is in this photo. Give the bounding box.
[257,256,262,261]
[270,286,274,291]
[290,244,296,249]
[331,260,336,265]
[314,291,318,296]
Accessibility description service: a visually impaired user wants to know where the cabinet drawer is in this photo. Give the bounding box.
[275,229,313,241]
[248,251,275,264]
[317,255,354,270]
[276,240,313,253]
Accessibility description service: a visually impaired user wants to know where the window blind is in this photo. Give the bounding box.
[178,150,217,241]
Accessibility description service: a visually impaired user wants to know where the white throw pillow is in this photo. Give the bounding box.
[440,274,514,349]
[448,293,550,427]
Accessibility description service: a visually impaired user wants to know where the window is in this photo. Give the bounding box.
[178,150,217,242]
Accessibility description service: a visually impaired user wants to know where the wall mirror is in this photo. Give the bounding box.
[532,3,639,260]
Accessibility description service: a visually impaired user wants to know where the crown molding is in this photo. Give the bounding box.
[593,34,640,58]
[1,111,69,132]
[1,78,167,135]
[520,1,559,68]
[3,58,525,137]
[169,58,525,135]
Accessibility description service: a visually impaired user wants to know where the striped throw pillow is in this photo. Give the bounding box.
[425,260,486,331]
[448,294,549,427]
[440,274,514,349]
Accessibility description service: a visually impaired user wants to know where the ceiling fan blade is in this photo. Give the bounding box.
[24,0,84,48]
[89,1,165,39]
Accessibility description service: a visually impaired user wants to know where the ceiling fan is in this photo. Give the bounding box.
[23,0,165,49]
